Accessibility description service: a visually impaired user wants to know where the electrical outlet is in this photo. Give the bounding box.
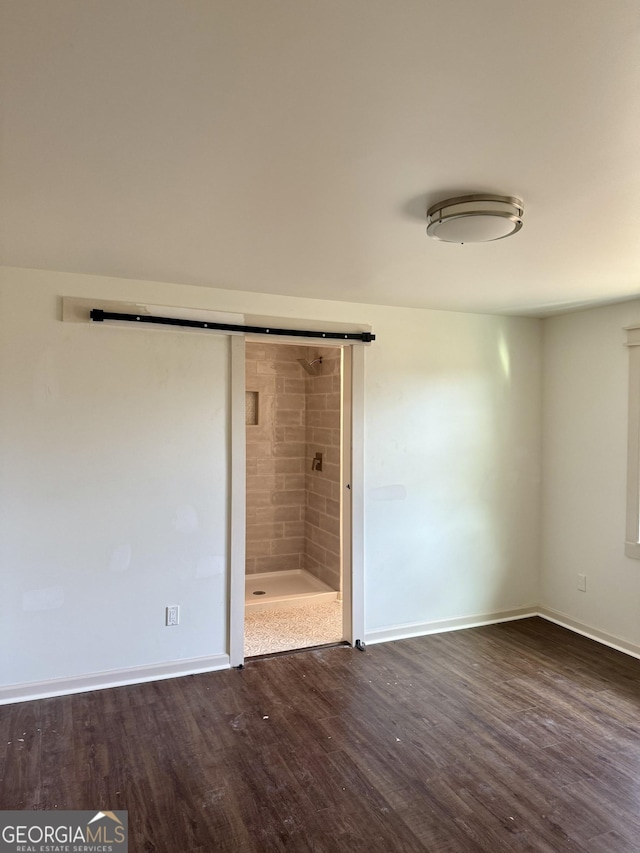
[166,605,180,626]
[577,574,587,592]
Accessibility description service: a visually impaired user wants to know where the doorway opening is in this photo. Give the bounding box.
[244,341,344,656]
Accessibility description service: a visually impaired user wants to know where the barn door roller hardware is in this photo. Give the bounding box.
[90,309,375,343]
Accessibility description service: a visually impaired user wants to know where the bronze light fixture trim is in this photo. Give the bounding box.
[426,194,524,243]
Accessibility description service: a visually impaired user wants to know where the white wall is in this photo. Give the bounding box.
[364,307,541,633]
[0,271,229,688]
[0,266,542,693]
[541,298,640,646]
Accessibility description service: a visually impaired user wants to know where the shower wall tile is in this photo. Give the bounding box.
[272,458,305,474]
[246,522,284,541]
[252,554,301,573]
[325,498,340,518]
[247,475,277,492]
[246,491,271,510]
[272,489,306,506]
[271,537,306,556]
[246,539,270,559]
[305,539,329,574]
[277,377,306,394]
[273,441,306,458]
[322,462,340,483]
[308,375,334,394]
[306,410,337,428]
[250,505,303,524]
[276,506,304,521]
[307,523,340,554]
[284,520,305,538]
[306,395,327,410]
[310,427,333,444]
[245,342,342,592]
[322,446,340,467]
[255,458,277,475]
[246,439,271,458]
[307,491,326,512]
[275,409,304,426]
[245,343,308,574]
[304,348,341,592]
[276,394,306,411]
[308,476,335,500]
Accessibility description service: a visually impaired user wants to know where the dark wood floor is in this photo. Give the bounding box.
[3,618,640,851]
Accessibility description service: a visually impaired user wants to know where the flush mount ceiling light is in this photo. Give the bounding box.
[426,194,524,243]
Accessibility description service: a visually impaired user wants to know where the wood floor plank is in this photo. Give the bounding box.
[3,617,640,851]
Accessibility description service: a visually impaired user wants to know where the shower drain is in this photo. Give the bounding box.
[252,590,266,595]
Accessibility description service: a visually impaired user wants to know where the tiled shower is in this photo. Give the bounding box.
[244,341,342,626]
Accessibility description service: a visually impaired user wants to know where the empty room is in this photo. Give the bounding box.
[2,2,640,851]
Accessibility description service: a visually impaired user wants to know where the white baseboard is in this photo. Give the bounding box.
[537,607,640,661]
[365,605,640,662]
[0,653,230,706]
[365,606,538,645]
[5,609,639,706]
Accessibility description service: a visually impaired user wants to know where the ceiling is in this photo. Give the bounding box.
[2,1,640,317]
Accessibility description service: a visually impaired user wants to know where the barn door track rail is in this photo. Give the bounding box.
[90,309,375,343]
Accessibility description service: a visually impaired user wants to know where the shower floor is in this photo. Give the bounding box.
[245,569,338,612]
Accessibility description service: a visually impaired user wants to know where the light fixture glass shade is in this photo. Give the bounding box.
[426,194,524,243]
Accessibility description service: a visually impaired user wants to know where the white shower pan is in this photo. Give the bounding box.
[245,569,338,612]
